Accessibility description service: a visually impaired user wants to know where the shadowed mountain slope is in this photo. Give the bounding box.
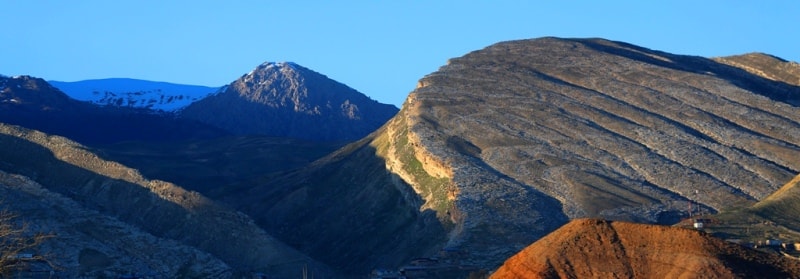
[230,37,800,273]
[180,62,398,142]
[90,136,343,197]
[0,170,232,277]
[0,123,332,278]
[490,219,800,279]
[230,126,451,276]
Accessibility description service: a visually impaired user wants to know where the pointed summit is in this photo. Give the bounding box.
[180,62,398,141]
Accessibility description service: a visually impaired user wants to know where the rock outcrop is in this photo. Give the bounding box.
[491,219,800,279]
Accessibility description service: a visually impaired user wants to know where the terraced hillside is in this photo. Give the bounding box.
[232,37,800,273]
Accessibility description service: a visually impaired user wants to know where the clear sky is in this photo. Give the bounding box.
[2,1,797,107]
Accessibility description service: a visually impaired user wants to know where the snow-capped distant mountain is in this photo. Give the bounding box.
[49,78,221,112]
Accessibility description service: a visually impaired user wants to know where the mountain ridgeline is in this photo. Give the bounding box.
[227,37,800,274]
[180,62,399,142]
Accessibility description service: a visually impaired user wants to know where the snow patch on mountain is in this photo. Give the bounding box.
[49,78,222,112]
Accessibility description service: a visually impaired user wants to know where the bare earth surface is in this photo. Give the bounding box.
[491,219,800,279]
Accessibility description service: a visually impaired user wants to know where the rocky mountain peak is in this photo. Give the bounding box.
[180,62,399,141]
[233,61,316,111]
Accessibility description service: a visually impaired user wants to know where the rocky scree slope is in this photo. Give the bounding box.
[0,123,332,278]
[180,62,398,142]
[490,219,800,279]
[234,37,800,273]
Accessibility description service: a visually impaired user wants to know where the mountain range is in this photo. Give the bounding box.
[49,78,220,112]
[0,75,232,145]
[1,37,800,278]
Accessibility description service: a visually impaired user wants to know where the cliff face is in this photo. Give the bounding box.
[490,219,800,279]
[235,37,800,273]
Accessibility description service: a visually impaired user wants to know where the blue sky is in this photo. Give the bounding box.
[2,1,798,107]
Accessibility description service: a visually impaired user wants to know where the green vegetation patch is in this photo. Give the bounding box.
[392,115,455,225]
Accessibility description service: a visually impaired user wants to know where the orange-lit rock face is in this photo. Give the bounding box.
[491,219,800,279]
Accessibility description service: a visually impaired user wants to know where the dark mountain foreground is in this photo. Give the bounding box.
[180,62,398,142]
[227,37,800,275]
[0,170,231,277]
[490,219,800,279]
[0,123,332,278]
[91,136,342,196]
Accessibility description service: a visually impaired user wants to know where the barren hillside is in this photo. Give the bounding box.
[491,219,800,279]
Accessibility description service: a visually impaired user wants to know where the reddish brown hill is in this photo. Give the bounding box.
[491,219,800,279]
